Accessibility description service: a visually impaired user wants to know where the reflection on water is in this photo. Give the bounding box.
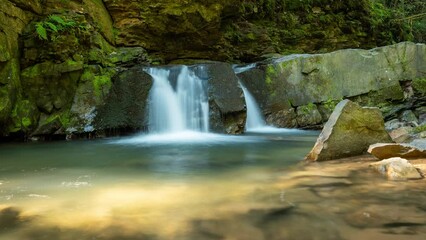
[1,131,425,240]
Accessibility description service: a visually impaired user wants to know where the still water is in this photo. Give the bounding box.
[0,131,425,240]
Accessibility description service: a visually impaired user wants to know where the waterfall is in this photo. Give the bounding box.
[239,82,268,131]
[146,66,209,133]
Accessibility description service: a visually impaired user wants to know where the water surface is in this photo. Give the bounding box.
[1,131,425,240]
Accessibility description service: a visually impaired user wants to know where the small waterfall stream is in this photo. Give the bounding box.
[146,66,209,134]
[234,64,284,133]
[239,82,268,131]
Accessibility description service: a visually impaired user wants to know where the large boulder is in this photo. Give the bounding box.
[368,143,426,160]
[95,66,153,131]
[238,42,426,128]
[193,62,246,133]
[306,100,393,161]
[369,157,423,180]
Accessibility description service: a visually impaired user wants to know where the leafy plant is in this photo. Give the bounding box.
[35,23,47,40]
[34,15,81,41]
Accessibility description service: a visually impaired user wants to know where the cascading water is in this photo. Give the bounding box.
[234,64,290,133]
[239,82,268,131]
[146,66,209,134]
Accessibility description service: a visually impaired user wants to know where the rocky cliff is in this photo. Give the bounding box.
[0,0,425,140]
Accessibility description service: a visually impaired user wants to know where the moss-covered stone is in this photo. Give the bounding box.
[413,78,426,95]
[21,60,83,113]
[83,0,115,44]
[306,100,393,161]
[9,99,39,133]
[95,66,153,130]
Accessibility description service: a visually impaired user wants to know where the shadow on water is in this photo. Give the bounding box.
[1,131,426,240]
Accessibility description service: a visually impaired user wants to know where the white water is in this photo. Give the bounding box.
[239,83,268,131]
[146,66,209,134]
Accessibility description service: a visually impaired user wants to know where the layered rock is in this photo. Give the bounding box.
[102,0,405,62]
[306,100,393,161]
[368,143,426,160]
[0,0,35,134]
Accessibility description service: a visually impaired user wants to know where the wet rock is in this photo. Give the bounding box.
[96,66,153,130]
[296,104,322,127]
[67,66,117,134]
[368,143,426,159]
[306,100,393,161]
[266,108,297,128]
[31,113,63,136]
[195,62,246,133]
[369,157,423,180]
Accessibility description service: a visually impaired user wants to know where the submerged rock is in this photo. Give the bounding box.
[306,100,393,161]
[369,157,423,180]
[368,143,426,159]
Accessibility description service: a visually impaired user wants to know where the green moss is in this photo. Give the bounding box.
[413,78,426,95]
[21,64,42,79]
[413,124,426,134]
[246,32,256,40]
[323,98,341,111]
[265,65,276,86]
[300,102,316,115]
[9,99,39,133]
[92,68,116,99]
[59,110,71,127]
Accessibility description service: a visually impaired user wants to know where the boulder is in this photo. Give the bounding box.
[401,110,419,124]
[306,100,393,161]
[95,66,153,130]
[368,143,426,159]
[296,104,323,127]
[193,62,246,133]
[369,157,423,180]
[388,127,413,143]
[266,108,298,128]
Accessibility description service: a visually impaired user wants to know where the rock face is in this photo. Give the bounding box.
[306,100,393,161]
[369,157,423,180]
[238,42,426,128]
[102,0,406,62]
[368,143,426,160]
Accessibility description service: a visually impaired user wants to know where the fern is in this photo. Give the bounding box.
[64,20,77,27]
[46,22,58,32]
[35,23,47,40]
[49,15,67,25]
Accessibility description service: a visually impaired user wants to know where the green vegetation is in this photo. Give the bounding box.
[34,15,86,41]
[300,103,317,115]
[323,98,341,112]
[413,78,426,94]
[413,124,426,133]
[371,0,426,42]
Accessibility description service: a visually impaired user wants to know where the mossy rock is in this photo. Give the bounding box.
[21,61,83,113]
[95,66,153,130]
[83,0,115,44]
[413,78,426,95]
[9,99,39,133]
